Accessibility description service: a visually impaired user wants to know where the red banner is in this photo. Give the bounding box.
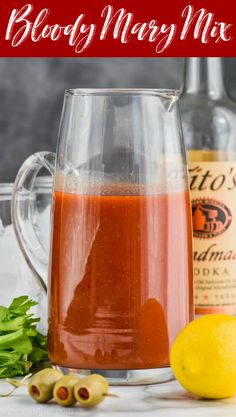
[0,0,235,56]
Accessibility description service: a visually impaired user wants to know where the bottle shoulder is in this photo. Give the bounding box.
[180,94,236,114]
[180,94,236,152]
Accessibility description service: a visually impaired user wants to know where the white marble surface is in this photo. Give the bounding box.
[1,380,236,417]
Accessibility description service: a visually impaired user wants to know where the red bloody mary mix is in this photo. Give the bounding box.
[48,187,193,370]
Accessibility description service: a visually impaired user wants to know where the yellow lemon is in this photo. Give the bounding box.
[170,314,236,399]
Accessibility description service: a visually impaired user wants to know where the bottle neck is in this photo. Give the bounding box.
[181,58,227,100]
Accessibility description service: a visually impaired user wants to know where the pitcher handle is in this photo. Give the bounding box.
[11,152,55,294]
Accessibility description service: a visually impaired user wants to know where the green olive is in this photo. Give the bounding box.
[28,368,62,403]
[74,374,109,407]
[53,374,81,406]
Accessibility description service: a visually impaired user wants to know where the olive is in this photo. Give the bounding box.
[74,374,109,407]
[28,368,62,403]
[53,374,81,406]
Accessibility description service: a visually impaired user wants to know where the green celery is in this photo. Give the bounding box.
[0,296,48,377]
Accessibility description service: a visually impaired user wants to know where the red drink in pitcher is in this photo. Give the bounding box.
[48,187,193,370]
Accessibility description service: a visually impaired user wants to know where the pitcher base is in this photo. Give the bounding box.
[56,366,174,385]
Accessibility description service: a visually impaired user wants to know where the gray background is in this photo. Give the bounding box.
[0,58,236,181]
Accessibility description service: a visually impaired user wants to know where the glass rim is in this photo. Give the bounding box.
[65,88,180,99]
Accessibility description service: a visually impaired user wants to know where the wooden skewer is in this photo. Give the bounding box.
[0,373,32,397]
[103,392,120,398]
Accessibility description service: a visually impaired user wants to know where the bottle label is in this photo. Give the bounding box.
[188,159,236,314]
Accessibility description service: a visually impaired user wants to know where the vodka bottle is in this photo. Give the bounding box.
[181,58,236,316]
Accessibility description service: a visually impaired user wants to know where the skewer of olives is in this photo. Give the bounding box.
[26,368,117,408]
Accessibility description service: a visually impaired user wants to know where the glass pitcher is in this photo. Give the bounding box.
[12,89,193,385]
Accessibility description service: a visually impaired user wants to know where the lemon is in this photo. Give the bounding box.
[170,314,236,399]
